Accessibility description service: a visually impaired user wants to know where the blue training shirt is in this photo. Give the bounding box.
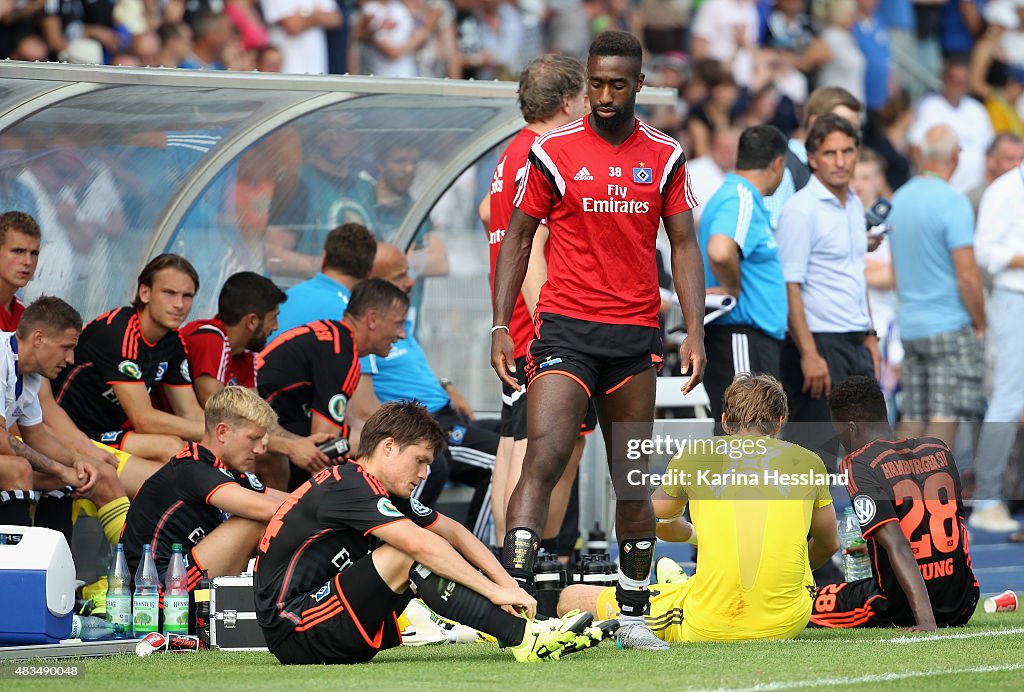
[270,273,351,341]
[359,308,449,413]
[699,173,787,340]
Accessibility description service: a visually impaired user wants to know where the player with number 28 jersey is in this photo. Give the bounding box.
[812,436,979,627]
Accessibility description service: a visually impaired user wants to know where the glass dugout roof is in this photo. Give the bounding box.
[0,63,676,413]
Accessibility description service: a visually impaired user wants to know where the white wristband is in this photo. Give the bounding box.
[490,325,510,335]
[686,526,698,545]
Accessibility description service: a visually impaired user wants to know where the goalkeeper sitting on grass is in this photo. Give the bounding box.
[559,374,841,642]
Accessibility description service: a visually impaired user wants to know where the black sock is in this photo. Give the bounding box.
[34,492,73,547]
[410,563,527,645]
[502,526,540,593]
[0,490,37,526]
[616,537,655,617]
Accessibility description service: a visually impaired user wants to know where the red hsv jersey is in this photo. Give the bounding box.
[181,317,258,389]
[0,296,25,332]
[489,128,539,358]
[515,116,696,327]
[843,437,978,620]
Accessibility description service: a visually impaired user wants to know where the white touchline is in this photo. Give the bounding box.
[776,626,1024,644]
[703,663,1024,692]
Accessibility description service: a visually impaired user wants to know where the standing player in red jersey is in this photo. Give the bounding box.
[483,54,590,550]
[813,377,980,631]
[491,31,707,650]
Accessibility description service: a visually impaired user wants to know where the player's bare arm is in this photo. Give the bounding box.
[429,512,519,588]
[209,483,286,523]
[163,382,206,424]
[520,225,550,316]
[652,487,695,543]
[491,208,543,389]
[872,520,938,632]
[373,518,537,617]
[664,209,707,392]
[114,381,205,440]
[192,374,224,408]
[807,502,840,569]
[5,425,96,491]
[264,425,331,472]
[36,379,118,468]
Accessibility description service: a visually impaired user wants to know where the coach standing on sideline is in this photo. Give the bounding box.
[776,114,878,463]
[699,125,789,426]
[491,30,706,651]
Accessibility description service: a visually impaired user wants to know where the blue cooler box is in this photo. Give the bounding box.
[0,526,75,645]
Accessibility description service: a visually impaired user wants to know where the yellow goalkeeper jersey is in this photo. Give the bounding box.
[660,435,833,641]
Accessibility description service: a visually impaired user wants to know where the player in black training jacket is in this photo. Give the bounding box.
[54,254,207,471]
[122,386,287,585]
[254,402,616,665]
[811,377,979,631]
[257,278,409,491]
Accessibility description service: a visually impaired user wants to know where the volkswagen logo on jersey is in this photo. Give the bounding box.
[449,425,466,446]
[633,166,653,184]
[853,495,876,525]
[409,497,432,516]
[328,394,348,423]
[118,359,142,380]
[244,472,264,491]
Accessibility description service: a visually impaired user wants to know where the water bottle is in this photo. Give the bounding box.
[163,544,190,634]
[838,507,873,581]
[586,523,608,556]
[534,551,568,618]
[106,543,132,637]
[191,570,212,648]
[133,544,160,637]
[71,614,127,641]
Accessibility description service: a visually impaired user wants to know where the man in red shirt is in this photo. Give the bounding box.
[491,31,707,650]
[182,271,333,489]
[482,54,590,553]
[0,211,40,331]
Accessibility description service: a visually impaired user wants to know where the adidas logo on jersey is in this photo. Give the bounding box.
[574,166,594,181]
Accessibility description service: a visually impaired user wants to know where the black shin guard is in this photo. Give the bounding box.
[34,493,73,547]
[409,563,527,645]
[501,526,540,593]
[616,537,655,617]
[0,491,35,526]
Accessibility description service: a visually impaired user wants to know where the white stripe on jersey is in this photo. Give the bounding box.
[535,117,586,145]
[685,171,698,209]
[513,162,533,208]
[195,324,231,382]
[734,184,754,249]
[637,122,687,199]
[530,124,585,198]
[638,121,681,150]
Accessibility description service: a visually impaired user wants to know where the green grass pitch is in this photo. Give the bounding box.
[7,609,1024,690]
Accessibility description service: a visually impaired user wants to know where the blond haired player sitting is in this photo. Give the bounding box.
[558,374,841,642]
